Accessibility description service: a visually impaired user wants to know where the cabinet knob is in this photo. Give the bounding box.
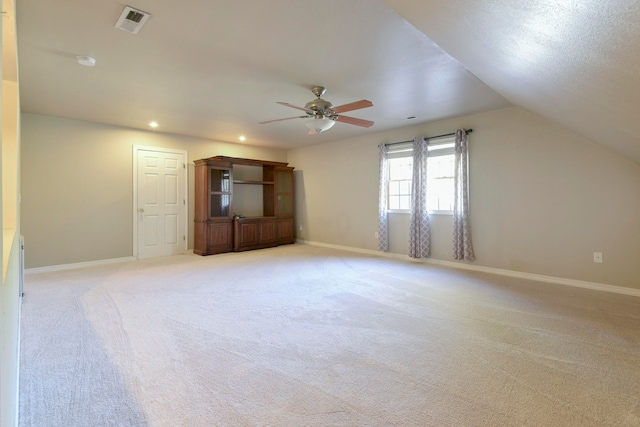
[138,208,145,213]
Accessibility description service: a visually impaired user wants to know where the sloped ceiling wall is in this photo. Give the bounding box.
[385,0,640,164]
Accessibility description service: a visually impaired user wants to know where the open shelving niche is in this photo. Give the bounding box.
[232,163,275,218]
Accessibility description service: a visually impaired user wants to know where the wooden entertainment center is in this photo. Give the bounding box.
[194,156,295,255]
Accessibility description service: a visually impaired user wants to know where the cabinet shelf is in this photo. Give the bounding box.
[234,180,275,185]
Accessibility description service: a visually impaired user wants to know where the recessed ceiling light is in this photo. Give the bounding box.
[149,121,159,128]
[239,135,246,142]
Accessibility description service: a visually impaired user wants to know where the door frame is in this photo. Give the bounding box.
[133,145,189,259]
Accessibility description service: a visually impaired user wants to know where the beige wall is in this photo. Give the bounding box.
[21,108,640,289]
[288,107,640,290]
[21,114,287,268]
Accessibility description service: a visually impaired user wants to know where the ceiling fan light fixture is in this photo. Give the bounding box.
[304,116,335,133]
[76,55,96,67]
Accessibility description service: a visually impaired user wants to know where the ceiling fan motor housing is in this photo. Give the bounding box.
[304,98,334,116]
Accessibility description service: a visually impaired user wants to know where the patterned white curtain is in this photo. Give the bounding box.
[378,143,389,251]
[453,129,475,260]
[409,137,430,258]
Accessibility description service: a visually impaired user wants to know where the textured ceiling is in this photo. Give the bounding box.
[16,0,510,149]
[16,0,640,163]
[385,0,640,164]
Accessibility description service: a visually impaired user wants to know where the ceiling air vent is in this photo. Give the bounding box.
[115,6,150,34]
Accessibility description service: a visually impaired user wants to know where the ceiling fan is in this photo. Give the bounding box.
[259,86,374,134]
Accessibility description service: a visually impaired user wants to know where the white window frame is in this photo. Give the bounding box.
[386,136,455,215]
[425,142,455,215]
[387,147,413,213]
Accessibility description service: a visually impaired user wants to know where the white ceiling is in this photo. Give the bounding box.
[15,0,510,148]
[15,1,640,163]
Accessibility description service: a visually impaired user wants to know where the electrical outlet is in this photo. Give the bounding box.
[299,224,303,231]
[375,232,379,238]
[593,252,603,263]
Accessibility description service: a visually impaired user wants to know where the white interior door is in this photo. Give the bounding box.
[134,147,187,259]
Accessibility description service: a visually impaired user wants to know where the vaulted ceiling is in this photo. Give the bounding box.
[16,1,640,163]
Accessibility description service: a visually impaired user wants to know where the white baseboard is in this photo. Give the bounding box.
[25,256,136,275]
[296,239,640,298]
[24,250,199,275]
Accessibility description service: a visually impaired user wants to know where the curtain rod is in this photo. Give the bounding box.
[384,129,473,147]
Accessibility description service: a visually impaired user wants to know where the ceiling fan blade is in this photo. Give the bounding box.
[336,115,374,128]
[331,100,373,114]
[259,116,306,124]
[276,101,314,114]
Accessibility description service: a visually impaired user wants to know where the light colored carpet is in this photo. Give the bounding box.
[19,244,640,426]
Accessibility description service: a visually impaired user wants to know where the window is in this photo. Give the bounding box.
[387,138,455,214]
[388,156,412,210]
[425,143,455,213]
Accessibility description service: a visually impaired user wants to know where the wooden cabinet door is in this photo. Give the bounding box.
[274,168,294,217]
[207,220,233,254]
[208,166,232,218]
[235,221,258,250]
[258,220,276,245]
[194,159,233,255]
[277,218,294,244]
[275,167,294,245]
